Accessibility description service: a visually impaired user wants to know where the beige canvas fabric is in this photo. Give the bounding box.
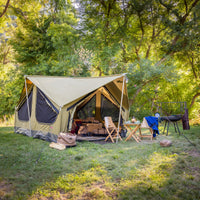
[15,74,129,141]
[141,118,150,128]
[26,74,129,108]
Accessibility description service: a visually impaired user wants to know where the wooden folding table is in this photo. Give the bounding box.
[124,123,142,142]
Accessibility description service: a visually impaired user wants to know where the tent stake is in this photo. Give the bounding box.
[116,75,125,143]
[25,77,32,136]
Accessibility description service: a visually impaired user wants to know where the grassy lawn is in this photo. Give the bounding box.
[0,124,200,200]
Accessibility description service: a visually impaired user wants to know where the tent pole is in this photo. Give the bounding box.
[116,75,125,143]
[25,77,32,136]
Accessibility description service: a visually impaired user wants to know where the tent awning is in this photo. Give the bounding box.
[26,74,129,108]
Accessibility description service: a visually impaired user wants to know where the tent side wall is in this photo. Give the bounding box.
[15,85,62,142]
[14,75,130,142]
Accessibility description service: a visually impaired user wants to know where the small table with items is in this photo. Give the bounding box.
[124,123,142,143]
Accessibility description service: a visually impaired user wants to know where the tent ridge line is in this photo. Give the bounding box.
[25,74,125,79]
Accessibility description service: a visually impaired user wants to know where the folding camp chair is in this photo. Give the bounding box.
[104,116,122,143]
[139,117,153,140]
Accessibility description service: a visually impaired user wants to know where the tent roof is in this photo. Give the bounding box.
[26,74,129,108]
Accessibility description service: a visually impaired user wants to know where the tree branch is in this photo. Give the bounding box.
[0,0,10,18]
[186,52,198,79]
[156,0,200,66]
[190,92,200,108]
[184,0,188,13]
[180,0,200,24]
[3,46,10,64]
[137,11,144,54]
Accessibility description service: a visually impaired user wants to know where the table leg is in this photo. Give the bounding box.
[133,134,141,142]
[131,134,140,143]
[125,125,141,142]
[125,126,139,141]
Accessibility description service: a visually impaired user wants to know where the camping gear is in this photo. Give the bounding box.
[57,132,77,147]
[49,142,66,150]
[161,115,182,135]
[78,122,106,136]
[155,101,189,135]
[131,117,136,123]
[120,128,127,138]
[144,116,159,137]
[124,123,141,142]
[160,140,172,147]
[104,116,122,143]
[15,74,129,142]
[124,118,154,142]
[139,118,154,140]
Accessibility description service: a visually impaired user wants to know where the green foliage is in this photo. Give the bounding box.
[7,0,90,77]
[0,64,22,118]
[0,0,200,120]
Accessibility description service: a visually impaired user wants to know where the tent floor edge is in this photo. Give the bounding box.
[15,127,57,142]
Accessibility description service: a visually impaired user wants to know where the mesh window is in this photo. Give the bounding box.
[77,95,96,119]
[18,89,33,121]
[36,88,58,124]
[101,95,119,122]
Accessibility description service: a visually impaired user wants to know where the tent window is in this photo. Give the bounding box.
[36,88,58,124]
[77,95,96,119]
[18,89,33,121]
[101,95,119,122]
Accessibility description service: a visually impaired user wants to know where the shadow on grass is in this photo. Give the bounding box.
[117,139,200,200]
[0,126,158,199]
[0,126,199,199]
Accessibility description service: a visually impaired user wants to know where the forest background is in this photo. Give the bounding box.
[0,0,200,122]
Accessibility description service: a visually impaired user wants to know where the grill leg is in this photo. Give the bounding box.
[176,121,181,135]
[163,121,167,135]
[166,121,169,136]
[173,122,177,133]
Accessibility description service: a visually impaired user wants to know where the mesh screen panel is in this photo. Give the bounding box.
[36,88,58,124]
[18,89,33,121]
[77,95,96,119]
[101,95,119,122]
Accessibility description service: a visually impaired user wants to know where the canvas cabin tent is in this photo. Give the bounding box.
[15,74,129,142]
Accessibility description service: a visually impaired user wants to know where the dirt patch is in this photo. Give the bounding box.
[0,181,13,199]
[92,140,113,145]
[29,194,57,200]
[187,149,200,157]
[59,182,116,200]
[79,183,116,200]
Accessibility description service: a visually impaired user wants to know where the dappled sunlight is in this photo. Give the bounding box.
[29,151,179,199]
[138,152,177,182]
[1,126,199,199]
[29,167,113,200]
[125,159,137,167]
[28,152,182,199]
[118,152,179,199]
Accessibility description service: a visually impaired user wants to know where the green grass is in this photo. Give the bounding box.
[0,125,200,200]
